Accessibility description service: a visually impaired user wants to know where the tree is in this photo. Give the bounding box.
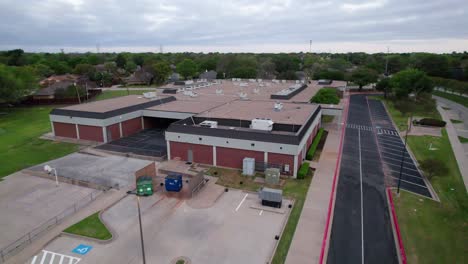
[125,61,137,73]
[390,68,433,98]
[0,65,37,103]
[6,49,25,66]
[152,61,171,84]
[257,58,276,79]
[419,158,448,180]
[376,78,391,98]
[74,63,95,76]
[313,69,345,81]
[177,59,198,79]
[115,53,127,68]
[32,63,54,78]
[351,67,378,91]
[231,67,257,79]
[310,88,340,104]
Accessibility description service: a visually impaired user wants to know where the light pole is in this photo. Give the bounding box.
[43,165,59,187]
[397,112,413,194]
[127,191,147,264]
[74,82,81,104]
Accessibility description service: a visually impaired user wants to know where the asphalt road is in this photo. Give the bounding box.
[328,95,398,264]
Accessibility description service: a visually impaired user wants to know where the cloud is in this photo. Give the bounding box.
[0,0,466,53]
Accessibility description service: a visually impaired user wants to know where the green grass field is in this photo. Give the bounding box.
[64,212,112,240]
[458,136,468,143]
[450,119,463,124]
[0,106,78,179]
[433,90,468,108]
[380,98,468,263]
[370,96,441,131]
[92,90,150,101]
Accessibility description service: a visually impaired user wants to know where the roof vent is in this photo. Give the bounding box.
[274,102,283,112]
[143,92,157,99]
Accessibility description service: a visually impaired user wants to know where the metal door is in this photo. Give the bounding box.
[187,149,193,163]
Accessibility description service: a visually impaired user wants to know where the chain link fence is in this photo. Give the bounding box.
[0,190,101,263]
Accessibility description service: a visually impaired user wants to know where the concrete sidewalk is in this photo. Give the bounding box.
[5,187,128,264]
[285,123,343,264]
[437,106,468,192]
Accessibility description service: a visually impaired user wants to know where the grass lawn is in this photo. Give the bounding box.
[433,90,468,108]
[450,119,463,124]
[92,90,150,101]
[458,136,468,143]
[380,98,468,263]
[206,166,313,264]
[370,96,441,131]
[0,106,78,179]
[64,212,112,240]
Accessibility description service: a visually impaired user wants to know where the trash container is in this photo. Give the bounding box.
[165,173,183,192]
[137,176,153,196]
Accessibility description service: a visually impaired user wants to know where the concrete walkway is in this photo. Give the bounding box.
[5,187,128,264]
[437,105,468,193]
[285,122,343,264]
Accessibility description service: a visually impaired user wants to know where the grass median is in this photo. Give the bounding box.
[379,97,468,263]
[64,211,112,240]
[0,106,78,179]
[433,90,468,108]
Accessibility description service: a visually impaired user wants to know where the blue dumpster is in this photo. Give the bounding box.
[165,173,183,192]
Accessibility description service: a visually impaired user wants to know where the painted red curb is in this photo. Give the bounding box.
[387,188,407,264]
[318,96,349,264]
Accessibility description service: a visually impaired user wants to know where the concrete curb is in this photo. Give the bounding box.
[386,188,407,264]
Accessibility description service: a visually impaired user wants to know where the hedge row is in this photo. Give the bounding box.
[297,162,309,179]
[414,118,446,127]
[306,128,325,160]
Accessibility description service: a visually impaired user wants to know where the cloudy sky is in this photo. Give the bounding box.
[0,0,467,53]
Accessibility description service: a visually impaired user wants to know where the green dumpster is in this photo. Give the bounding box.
[137,176,153,196]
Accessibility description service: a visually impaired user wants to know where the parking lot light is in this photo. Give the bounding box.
[43,165,59,187]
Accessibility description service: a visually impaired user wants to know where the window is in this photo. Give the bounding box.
[251,143,255,147]
[199,137,202,141]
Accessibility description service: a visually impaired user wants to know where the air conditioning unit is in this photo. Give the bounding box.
[200,121,218,128]
[250,118,274,131]
[274,102,283,112]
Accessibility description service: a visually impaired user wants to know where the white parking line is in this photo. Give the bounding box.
[381,150,410,158]
[235,194,248,212]
[388,169,422,179]
[31,256,38,264]
[379,142,405,149]
[259,210,263,216]
[390,176,428,188]
[384,162,419,172]
[378,137,404,144]
[380,146,408,154]
[358,129,364,264]
[382,155,415,165]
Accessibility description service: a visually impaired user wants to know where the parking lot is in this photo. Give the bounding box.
[96,129,167,157]
[29,189,290,264]
[367,99,433,197]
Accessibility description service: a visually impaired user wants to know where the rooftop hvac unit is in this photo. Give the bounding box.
[199,120,218,128]
[143,92,157,99]
[243,157,255,176]
[250,118,274,131]
[257,79,262,82]
[253,88,260,94]
[185,80,194,85]
[274,102,283,112]
[295,80,300,84]
[216,89,224,95]
[239,92,248,99]
[282,80,286,83]
[249,79,256,82]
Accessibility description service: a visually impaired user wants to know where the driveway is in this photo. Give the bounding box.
[29,189,291,264]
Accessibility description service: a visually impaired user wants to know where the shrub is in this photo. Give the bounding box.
[306,128,325,160]
[419,158,448,179]
[297,162,309,179]
[310,88,340,104]
[416,118,446,127]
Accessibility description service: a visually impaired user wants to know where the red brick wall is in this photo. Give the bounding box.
[53,122,77,139]
[170,142,213,165]
[106,123,121,142]
[78,125,104,142]
[298,150,303,163]
[122,117,142,137]
[268,152,295,176]
[217,147,263,169]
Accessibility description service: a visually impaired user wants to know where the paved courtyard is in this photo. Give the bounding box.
[28,189,291,264]
[0,172,95,251]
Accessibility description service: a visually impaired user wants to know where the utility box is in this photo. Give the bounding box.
[165,173,183,192]
[265,168,280,185]
[136,176,153,196]
[250,118,274,131]
[243,158,255,176]
[259,187,283,208]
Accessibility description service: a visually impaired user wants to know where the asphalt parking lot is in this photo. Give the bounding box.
[29,189,290,264]
[96,129,167,157]
[328,95,397,264]
[367,99,433,197]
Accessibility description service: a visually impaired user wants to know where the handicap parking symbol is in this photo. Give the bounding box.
[72,244,93,255]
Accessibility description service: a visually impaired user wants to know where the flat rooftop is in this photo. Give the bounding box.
[58,95,171,113]
[197,100,318,125]
[146,100,226,114]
